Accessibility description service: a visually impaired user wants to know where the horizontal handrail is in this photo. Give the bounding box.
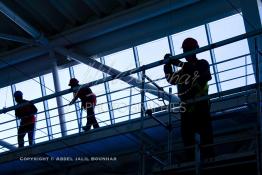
[1,28,261,114]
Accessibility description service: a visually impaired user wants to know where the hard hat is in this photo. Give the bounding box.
[182,38,199,50]
[68,78,79,86]
[14,91,23,97]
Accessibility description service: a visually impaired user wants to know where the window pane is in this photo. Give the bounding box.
[95,95,110,126]
[58,68,78,135]
[43,73,55,95]
[209,14,255,91]
[47,98,61,138]
[210,14,249,61]
[138,37,170,80]
[43,73,61,138]
[137,37,171,109]
[0,86,16,148]
[105,48,136,72]
[73,62,103,84]
[104,49,137,123]
[172,25,212,64]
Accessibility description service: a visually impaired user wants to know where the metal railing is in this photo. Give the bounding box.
[0,52,257,148]
[0,28,261,174]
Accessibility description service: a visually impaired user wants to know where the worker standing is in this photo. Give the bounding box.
[14,91,38,148]
[164,38,214,160]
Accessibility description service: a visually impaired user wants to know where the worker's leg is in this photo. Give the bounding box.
[82,114,91,131]
[87,106,99,129]
[90,107,99,129]
[197,101,214,159]
[18,126,26,148]
[82,106,94,131]
[181,111,195,161]
[199,116,214,159]
[28,123,35,146]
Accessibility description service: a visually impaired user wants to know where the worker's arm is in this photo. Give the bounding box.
[69,93,78,105]
[164,63,181,85]
[170,59,184,67]
[198,60,212,87]
[164,53,184,67]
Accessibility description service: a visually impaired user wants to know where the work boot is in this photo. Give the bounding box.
[82,126,90,132]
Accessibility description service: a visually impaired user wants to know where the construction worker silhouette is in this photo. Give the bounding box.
[14,91,38,148]
[68,78,99,131]
[164,38,214,160]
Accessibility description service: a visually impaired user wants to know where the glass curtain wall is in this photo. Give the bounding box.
[209,14,255,91]
[0,86,16,148]
[0,13,256,150]
[104,48,140,122]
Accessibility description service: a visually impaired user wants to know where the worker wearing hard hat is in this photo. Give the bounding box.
[164,38,214,160]
[68,78,99,131]
[14,91,38,148]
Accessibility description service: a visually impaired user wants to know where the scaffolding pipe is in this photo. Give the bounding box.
[195,133,201,175]
[168,87,172,166]
[0,33,34,44]
[145,109,169,129]
[139,69,146,175]
[255,37,262,175]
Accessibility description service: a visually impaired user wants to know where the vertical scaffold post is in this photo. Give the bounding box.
[139,69,146,175]
[195,133,201,175]
[168,87,172,166]
[255,37,262,175]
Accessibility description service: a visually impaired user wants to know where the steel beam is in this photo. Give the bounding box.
[55,47,179,102]
[0,0,238,71]
[0,1,40,38]
[0,1,48,45]
[0,33,35,44]
[82,0,104,17]
[52,0,200,45]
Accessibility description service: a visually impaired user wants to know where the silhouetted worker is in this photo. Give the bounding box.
[164,38,214,160]
[68,78,99,131]
[14,91,37,148]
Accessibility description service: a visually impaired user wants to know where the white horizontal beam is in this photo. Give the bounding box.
[55,47,179,102]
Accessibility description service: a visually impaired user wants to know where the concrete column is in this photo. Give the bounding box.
[50,52,67,136]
